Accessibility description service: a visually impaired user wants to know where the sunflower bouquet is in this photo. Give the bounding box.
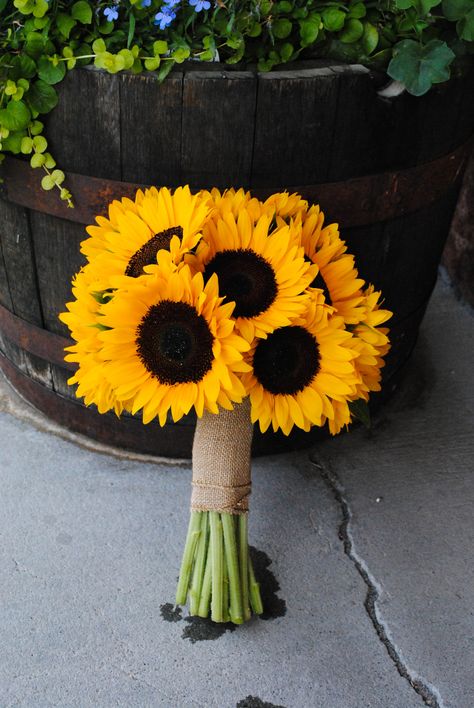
[60,185,391,624]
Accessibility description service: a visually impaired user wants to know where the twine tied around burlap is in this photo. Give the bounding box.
[191,398,253,514]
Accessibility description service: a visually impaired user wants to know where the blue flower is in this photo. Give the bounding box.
[189,0,210,10]
[154,9,176,29]
[141,0,152,6]
[103,5,119,21]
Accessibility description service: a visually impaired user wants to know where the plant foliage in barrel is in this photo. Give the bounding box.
[0,0,473,204]
[60,185,392,622]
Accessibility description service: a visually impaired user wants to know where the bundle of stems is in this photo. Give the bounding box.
[176,510,263,623]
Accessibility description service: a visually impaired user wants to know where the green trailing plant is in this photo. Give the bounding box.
[0,0,472,203]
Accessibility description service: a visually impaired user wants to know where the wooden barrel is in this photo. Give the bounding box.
[1,60,473,457]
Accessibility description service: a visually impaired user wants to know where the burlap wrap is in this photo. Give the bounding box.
[191,398,253,514]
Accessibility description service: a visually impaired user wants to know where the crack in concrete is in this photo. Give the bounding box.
[310,454,443,708]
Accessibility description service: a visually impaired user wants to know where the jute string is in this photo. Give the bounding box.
[191,398,253,515]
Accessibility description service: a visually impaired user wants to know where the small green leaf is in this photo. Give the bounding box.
[226,42,246,64]
[71,0,92,24]
[9,55,37,81]
[157,60,175,83]
[144,57,160,71]
[27,79,58,113]
[272,18,292,39]
[348,3,367,19]
[56,13,77,39]
[5,80,17,96]
[172,47,191,64]
[153,40,168,55]
[43,152,56,168]
[322,8,346,32]
[258,57,276,72]
[0,100,31,131]
[443,0,474,39]
[51,169,65,185]
[21,136,34,154]
[275,1,292,11]
[92,38,107,54]
[442,0,472,19]
[41,174,56,190]
[280,42,294,62]
[1,133,24,153]
[30,152,46,168]
[37,55,66,84]
[24,32,46,59]
[60,188,73,204]
[118,48,134,69]
[339,18,364,43]
[458,9,474,40]
[33,15,49,29]
[396,0,441,13]
[32,0,48,19]
[127,12,135,49]
[226,34,243,50]
[248,22,262,38]
[32,134,47,152]
[299,15,321,46]
[388,39,455,96]
[362,22,379,55]
[29,120,43,135]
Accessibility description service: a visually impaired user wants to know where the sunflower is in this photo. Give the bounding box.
[191,206,316,343]
[316,285,392,435]
[95,264,251,425]
[59,265,126,415]
[300,206,367,324]
[262,191,309,222]
[258,193,365,325]
[350,285,392,400]
[199,187,263,224]
[81,191,143,261]
[242,292,360,436]
[82,186,210,289]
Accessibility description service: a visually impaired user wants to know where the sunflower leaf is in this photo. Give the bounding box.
[349,399,371,429]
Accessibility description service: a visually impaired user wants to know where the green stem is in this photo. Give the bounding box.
[197,543,212,618]
[175,511,202,607]
[222,513,243,624]
[239,514,251,622]
[189,512,209,615]
[249,554,264,616]
[222,544,230,623]
[209,511,224,622]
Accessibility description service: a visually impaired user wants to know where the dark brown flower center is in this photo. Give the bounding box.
[136,300,214,384]
[204,249,277,318]
[305,256,331,304]
[125,226,183,277]
[253,325,320,395]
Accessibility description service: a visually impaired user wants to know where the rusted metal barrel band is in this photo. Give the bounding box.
[0,302,75,371]
[1,137,471,228]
